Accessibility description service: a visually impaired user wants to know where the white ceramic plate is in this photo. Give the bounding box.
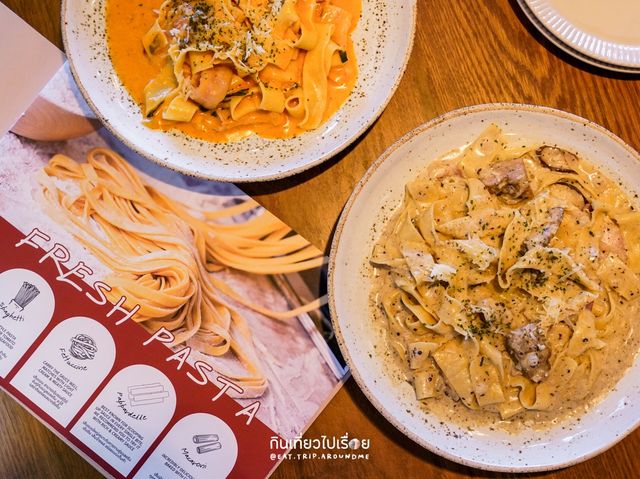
[61,1,416,182]
[523,0,640,69]
[517,0,640,74]
[329,104,640,472]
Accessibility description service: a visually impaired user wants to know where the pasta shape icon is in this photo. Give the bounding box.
[11,282,40,310]
[192,434,222,454]
[69,334,98,360]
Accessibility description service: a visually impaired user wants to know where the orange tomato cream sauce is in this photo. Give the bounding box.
[106,0,360,142]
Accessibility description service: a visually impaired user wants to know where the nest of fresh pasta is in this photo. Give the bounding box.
[38,148,326,397]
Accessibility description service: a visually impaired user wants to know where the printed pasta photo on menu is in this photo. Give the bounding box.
[0,61,348,479]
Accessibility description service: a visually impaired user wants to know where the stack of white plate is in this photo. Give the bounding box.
[518,0,640,73]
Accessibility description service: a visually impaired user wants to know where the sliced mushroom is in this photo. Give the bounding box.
[547,183,587,210]
[536,146,579,172]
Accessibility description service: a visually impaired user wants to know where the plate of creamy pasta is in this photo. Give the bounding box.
[61,0,416,182]
[329,104,640,471]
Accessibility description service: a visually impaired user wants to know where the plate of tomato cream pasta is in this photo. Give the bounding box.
[329,104,640,471]
[62,0,416,181]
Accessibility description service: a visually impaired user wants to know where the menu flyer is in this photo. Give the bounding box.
[0,14,347,479]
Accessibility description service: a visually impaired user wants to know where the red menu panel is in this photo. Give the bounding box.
[0,216,278,479]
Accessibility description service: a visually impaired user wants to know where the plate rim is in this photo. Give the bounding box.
[516,0,640,74]
[61,0,418,183]
[523,0,640,69]
[328,102,640,472]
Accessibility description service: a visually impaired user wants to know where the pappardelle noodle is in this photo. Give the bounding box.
[111,0,360,142]
[371,125,640,425]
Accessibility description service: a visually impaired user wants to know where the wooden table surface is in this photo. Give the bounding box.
[2,1,640,478]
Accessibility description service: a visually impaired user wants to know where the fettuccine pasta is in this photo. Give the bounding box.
[106,0,360,142]
[38,148,326,397]
[371,125,640,427]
